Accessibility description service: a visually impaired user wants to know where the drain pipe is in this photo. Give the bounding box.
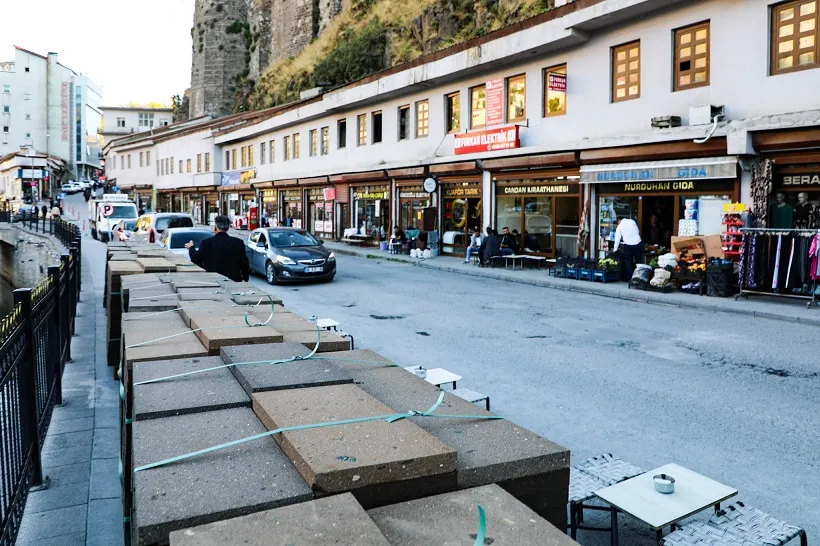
[693,114,724,144]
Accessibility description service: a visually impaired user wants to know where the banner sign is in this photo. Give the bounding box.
[221,168,256,186]
[485,79,504,127]
[322,187,336,201]
[61,82,69,142]
[581,161,737,184]
[443,185,481,197]
[497,184,575,195]
[548,72,566,92]
[454,126,520,155]
[776,173,820,187]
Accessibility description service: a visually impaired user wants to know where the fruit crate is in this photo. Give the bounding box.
[592,269,620,283]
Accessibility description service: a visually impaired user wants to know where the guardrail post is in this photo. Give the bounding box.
[13,288,45,488]
[74,235,82,295]
[69,245,78,336]
[48,265,63,406]
[60,254,71,363]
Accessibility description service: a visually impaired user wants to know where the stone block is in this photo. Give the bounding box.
[133,407,312,546]
[106,261,144,292]
[137,249,175,257]
[230,292,283,305]
[137,257,175,273]
[133,356,250,420]
[176,264,205,272]
[125,286,178,313]
[170,493,390,546]
[219,342,353,394]
[109,253,138,261]
[122,319,208,368]
[170,276,226,290]
[368,484,578,545]
[190,316,283,355]
[282,330,350,352]
[252,384,457,501]
[320,349,394,371]
[177,291,229,302]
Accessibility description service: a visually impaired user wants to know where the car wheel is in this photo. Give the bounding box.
[265,261,278,285]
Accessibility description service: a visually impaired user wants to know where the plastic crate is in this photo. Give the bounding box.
[579,268,593,280]
[592,269,620,283]
[707,271,733,297]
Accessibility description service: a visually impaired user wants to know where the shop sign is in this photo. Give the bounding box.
[261,189,277,198]
[599,180,734,194]
[777,173,820,186]
[17,169,45,179]
[498,184,574,195]
[454,125,520,155]
[443,185,481,197]
[548,73,566,92]
[323,187,335,201]
[283,190,301,201]
[581,160,737,184]
[485,79,504,127]
[354,191,389,200]
[400,191,429,199]
[240,168,257,184]
[60,82,69,142]
[220,168,256,186]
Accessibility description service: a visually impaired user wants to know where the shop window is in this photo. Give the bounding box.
[772,0,819,74]
[205,152,210,171]
[612,40,641,102]
[446,92,460,133]
[225,150,230,170]
[284,136,291,160]
[187,159,192,173]
[506,74,526,122]
[372,111,383,143]
[293,133,301,159]
[241,146,247,167]
[248,145,254,166]
[259,143,265,165]
[146,151,151,165]
[357,114,367,146]
[310,129,318,156]
[398,105,410,140]
[321,126,329,155]
[416,100,429,138]
[269,140,275,163]
[156,161,159,176]
[598,196,639,251]
[231,149,237,170]
[674,22,710,90]
[470,85,486,129]
[338,119,347,148]
[544,64,567,117]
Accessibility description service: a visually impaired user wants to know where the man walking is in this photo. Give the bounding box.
[185,215,250,282]
[613,216,643,280]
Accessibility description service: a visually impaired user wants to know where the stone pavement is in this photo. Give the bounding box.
[16,238,123,546]
[322,241,820,326]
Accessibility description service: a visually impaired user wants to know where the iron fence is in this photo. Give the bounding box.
[0,219,80,545]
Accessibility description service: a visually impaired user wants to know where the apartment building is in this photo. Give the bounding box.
[106,0,820,257]
[99,106,173,145]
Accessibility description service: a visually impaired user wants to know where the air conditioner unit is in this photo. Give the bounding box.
[689,104,724,126]
[651,116,681,129]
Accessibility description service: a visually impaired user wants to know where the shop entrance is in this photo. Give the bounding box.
[641,195,674,247]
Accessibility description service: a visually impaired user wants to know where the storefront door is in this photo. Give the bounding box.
[353,185,390,240]
[441,182,481,255]
[281,189,302,228]
[398,186,432,232]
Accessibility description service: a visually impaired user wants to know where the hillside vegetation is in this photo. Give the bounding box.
[242,0,555,111]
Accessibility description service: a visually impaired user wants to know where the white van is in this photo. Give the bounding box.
[91,195,138,242]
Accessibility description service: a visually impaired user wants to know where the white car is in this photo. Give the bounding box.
[158,227,213,256]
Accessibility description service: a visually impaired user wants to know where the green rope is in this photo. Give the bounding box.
[474,505,486,546]
[243,294,275,327]
[133,391,502,473]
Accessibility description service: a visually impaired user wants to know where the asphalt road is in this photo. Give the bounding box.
[67,193,818,543]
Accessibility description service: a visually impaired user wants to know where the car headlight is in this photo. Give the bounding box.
[276,255,296,265]
[328,252,336,261]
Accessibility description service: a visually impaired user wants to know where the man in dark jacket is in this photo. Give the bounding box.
[478,227,500,267]
[499,227,518,255]
[185,215,250,282]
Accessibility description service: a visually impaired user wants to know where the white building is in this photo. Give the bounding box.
[0,46,103,191]
[99,106,173,145]
[106,0,820,256]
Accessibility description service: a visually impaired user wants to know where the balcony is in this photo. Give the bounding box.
[98,127,137,136]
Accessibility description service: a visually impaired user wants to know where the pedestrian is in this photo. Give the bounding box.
[41,204,48,218]
[185,215,250,282]
[51,204,61,219]
[613,216,643,280]
[138,208,145,216]
[478,227,500,267]
[464,227,482,263]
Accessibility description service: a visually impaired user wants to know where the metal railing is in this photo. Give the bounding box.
[0,219,80,545]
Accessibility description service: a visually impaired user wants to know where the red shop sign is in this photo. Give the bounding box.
[548,72,566,92]
[485,78,504,127]
[323,187,336,200]
[454,125,520,155]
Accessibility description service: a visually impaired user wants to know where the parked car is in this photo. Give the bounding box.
[246,228,336,285]
[61,182,78,194]
[158,227,213,256]
[112,219,138,241]
[132,213,195,243]
[13,205,38,222]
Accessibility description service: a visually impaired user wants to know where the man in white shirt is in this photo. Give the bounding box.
[613,217,643,280]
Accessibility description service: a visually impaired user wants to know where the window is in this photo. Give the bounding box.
[248,144,254,166]
[146,150,151,165]
[24,67,29,72]
[116,117,126,128]
[225,150,231,170]
[197,153,202,172]
[398,106,410,140]
[2,105,9,113]
[321,127,329,155]
[470,86,486,129]
[674,22,710,90]
[231,149,237,170]
[171,157,175,174]
[187,159,192,173]
[157,161,160,176]
[260,142,266,165]
[372,111,383,143]
[612,40,641,102]
[139,152,144,167]
[357,114,367,146]
[2,85,8,93]
[445,92,460,133]
[120,156,124,169]
[138,112,154,127]
[338,119,347,148]
[310,129,318,156]
[284,135,292,160]
[506,74,526,122]
[1,126,6,133]
[25,132,30,139]
[544,64,567,116]
[127,154,132,169]
[416,100,429,137]
[293,133,301,158]
[204,152,210,171]
[241,146,247,167]
[269,140,275,162]
[772,0,819,74]
[179,160,183,173]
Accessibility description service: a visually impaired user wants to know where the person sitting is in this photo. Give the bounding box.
[464,227,483,263]
[523,230,540,252]
[479,227,500,266]
[499,227,518,256]
[388,227,405,253]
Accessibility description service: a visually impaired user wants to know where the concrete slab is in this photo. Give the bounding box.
[108,254,138,261]
[368,483,578,546]
[136,249,175,258]
[252,384,457,498]
[122,319,208,367]
[282,330,350,352]
[133,407,312,546]
[178,302,287,328]
[132,356,250,420]
[124,286,178,313]
[175,264,205,272]
[177,291,229,302]
[136,257,175,272]
[320,349,395,371]
[230,292,284,305]
[190,316,283,355]
[170,277,225,290]
[219,342,353,394]
[170,493,390,546]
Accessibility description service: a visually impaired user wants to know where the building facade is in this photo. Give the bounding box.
[107,0,820,258]
[99,106,173,145]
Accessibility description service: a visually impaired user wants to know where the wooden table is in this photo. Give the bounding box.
[403,367,462,389]
[595,463,738,544]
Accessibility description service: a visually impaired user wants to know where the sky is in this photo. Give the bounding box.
[0,0,195,106]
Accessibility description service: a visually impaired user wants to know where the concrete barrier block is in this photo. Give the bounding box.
[189,316,284,355]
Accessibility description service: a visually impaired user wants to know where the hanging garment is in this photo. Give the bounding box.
[785,237,795,289]
[811,234,819,281]
[772,235,782,290]
[794,203,815,229]
[751,159,773,227]
[747,234,757,289]
[739,234,749,288]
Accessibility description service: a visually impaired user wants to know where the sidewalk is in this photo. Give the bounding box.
[323,241,820,326]
[16,237,122,546]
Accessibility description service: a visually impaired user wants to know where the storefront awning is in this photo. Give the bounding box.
[580,156,737,184]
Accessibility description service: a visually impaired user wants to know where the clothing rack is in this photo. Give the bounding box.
[736,228,819,309]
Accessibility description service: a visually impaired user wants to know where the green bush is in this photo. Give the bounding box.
[312,18,387,87]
